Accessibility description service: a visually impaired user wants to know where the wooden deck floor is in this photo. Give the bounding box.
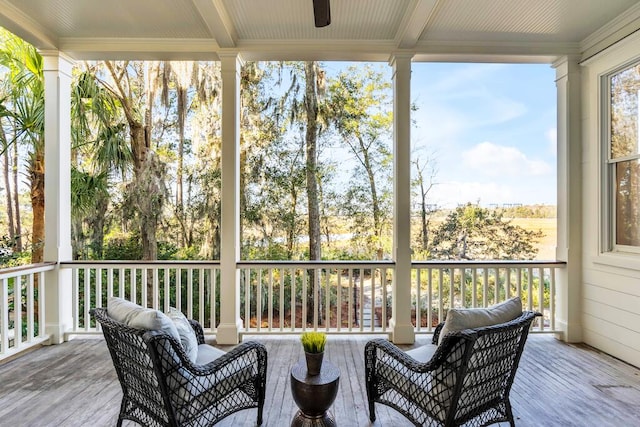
[0,334,639,426]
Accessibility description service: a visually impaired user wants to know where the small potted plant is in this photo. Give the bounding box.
[301,331,326,376]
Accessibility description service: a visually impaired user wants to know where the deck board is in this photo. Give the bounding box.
[0,334,639,426]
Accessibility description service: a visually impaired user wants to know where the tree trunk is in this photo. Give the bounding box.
[420,181,429,251]
[88,194,108,259]
[129,86,161,305]
[176,86,186,246]
[286,185,298,259]
[30,147,45,263]
[130,127,161,262]
[71,218,85,260]
[359,138,382,259]
[413,157,435,252]
[1,127,15,244]
[132,149,164,307]
[134,150,162,262]
[305,61,321,262]
[106,60,163,264]
[304,61,322,324]
[12,133,22,251]
[421,207,429,250]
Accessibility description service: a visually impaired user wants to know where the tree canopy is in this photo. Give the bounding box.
[430,204,543,260]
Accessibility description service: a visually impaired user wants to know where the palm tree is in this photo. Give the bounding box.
[0,29,45,263]
[0,88,17,249]
[70,68,131,259]
[1,31,132,263]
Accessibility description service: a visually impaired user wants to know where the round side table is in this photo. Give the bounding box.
[290,358,340,426]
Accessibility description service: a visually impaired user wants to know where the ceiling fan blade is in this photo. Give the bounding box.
[313,0,331,27]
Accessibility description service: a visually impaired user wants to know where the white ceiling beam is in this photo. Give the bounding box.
[395,0,440,49]
[59,38,222,61]
[191,0,237,48]
[56,35,577,62]
[411,40,579,63]
[0,0,57,50]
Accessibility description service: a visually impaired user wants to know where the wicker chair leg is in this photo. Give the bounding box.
[257,353,267,426]
[368,399,376,422]
[257,404,264,426]
[505,401,516,427]
[364,342,377,423]
[116,398,127,427]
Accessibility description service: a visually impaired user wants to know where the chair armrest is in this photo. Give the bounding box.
[366,332,476,374]
[365,339,436,373]
[188,319,205,344]
[144,331,267,377]
[432,322,445,344]
[190,340,268,377]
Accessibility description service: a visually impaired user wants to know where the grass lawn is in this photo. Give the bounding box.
[510,217,557,260]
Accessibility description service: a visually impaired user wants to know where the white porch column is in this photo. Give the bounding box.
[553,57,583,343]
[389,53,415,344]
[216,53,243,344]
[42,52,74,344]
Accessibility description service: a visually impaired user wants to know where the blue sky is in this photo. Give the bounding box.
[411,63,557,208]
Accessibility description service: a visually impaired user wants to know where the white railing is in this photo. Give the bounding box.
[237,261,394,335]
[62,259,563,336]
[411,260,563,334]
[0,263,54,360]
[62,261,221,334]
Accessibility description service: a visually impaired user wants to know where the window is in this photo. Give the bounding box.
[607,62,640,250]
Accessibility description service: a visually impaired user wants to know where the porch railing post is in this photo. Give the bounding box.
[216,52,243,344]
[553,56,583,343]
[389,53,415,344]
[42,52,74,344]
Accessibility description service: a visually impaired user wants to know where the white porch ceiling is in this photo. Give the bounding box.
[0,0,639,62]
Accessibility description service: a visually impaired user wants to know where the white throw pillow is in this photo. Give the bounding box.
[107,297,180,344]
[438,297,523,345]
[107,296,144,324]
[166,307,199,363]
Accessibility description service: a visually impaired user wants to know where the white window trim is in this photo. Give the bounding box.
[600,58,640,256]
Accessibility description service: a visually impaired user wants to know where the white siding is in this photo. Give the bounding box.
[581,31,640,368]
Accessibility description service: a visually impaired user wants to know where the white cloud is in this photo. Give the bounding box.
[412,94,526,145]
[462,142,551,177]
[414,63,527,129]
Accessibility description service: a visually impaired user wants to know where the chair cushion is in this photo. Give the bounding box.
[107,297,180,344]
[438,297,522,345]
[406,343,438,363]
[166,307,199,363]
[196,343,226,365]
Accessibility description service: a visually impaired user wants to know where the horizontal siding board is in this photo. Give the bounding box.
[583,298,640,335]
[583,266,640,297]
[583,329,640,369]
[583,314,640,353]
[583,284,640,317]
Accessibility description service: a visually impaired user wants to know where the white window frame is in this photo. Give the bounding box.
[602,59,640,255]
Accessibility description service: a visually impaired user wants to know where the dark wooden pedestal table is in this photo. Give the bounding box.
[290,358,340,426]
